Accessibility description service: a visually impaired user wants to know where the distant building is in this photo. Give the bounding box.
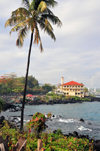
[26,94,39,101]
[26,94,34,100]
[57,77,84,97]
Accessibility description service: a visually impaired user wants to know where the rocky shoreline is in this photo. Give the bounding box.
[25,96,100,105]
[1,95,100,107]
[0,116,100,151]
[1,96,100,150]
[1,96,100,112]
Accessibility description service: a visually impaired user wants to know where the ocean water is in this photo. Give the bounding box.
[1,102,100,140]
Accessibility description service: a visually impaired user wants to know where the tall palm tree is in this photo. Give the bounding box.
[5,0,62,130]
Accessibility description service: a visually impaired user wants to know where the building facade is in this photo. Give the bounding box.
[58,77,84,97]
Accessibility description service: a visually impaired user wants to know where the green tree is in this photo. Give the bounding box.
[42,83,55,93]
[84,87,88,93]
[22,75,39,88]
[5,0,62,130]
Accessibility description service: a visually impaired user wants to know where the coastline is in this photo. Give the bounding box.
[24,96,100,105]
[0,116,100,151]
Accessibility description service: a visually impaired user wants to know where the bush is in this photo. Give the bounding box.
[0,119,94,151]
[27,112,46,138]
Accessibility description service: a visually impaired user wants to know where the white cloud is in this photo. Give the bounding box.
[0,0,100,88]
[58,1,100,37]
[0,0,21,18]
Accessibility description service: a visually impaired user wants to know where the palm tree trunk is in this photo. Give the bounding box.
[20,31,33,131]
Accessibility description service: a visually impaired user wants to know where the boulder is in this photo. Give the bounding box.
[73,131,78,137]
[80,118,84,122]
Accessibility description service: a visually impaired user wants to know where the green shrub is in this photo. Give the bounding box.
[27,112,46,138]
[0,115,94,151]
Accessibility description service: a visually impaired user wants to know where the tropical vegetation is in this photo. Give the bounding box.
[0,74,55,95]
[5,0,61,130]
[46,92,91,102]
[0,113,94,151]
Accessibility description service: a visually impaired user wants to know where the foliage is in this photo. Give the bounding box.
[70,96,81,101]
[0,74,56,95]
[46,92,66,101]
[5,0,62,130]
[27,112,46,138]
[26,133,37,151]
[41,132,93,151]
[0,74,39,95]
[47,112,52,118]
[0,121,20,150]
[84,87,89,93]
[46,92,91,102]
[70,96,91,102]
[42,84,55,93]
[25,131,94,151]
[0,118,94,151]
[23,75,39,89]
[5,0,62,49]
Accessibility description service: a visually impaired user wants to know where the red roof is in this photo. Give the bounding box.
[26,94,33,97]
[62,81,84,86]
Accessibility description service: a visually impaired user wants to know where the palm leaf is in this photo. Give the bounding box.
[22,0,30,9]
[42,14,62,26]
[5,16,26,27]
[5,0,61,47]
[45,27,56,41]
[16,26,28,47]
[11,8,30,17]
[43,0,57,7]
[38,1,47,13]
[38,19,56,41]
[9,17,32,34]
[34,25,43,51]
[10,22,26,34]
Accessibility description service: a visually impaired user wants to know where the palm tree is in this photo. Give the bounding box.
[5,0,62,130]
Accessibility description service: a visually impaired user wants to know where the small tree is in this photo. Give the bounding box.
[42,84,55,93]
[27,112,46,138]
[5,0,62,130]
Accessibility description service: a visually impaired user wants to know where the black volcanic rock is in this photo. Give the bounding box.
[80,118,85,122]
[73,131,78,137]
[94,140,100,151]
[0,116,5,124]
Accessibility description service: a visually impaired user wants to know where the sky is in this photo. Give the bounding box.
[0,0,100,88]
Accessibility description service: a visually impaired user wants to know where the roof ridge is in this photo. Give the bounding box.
[62,81,83,86]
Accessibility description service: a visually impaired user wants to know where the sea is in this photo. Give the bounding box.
[1,101,100,140]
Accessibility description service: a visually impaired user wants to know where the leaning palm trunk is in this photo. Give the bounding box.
[20,32,33,130]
